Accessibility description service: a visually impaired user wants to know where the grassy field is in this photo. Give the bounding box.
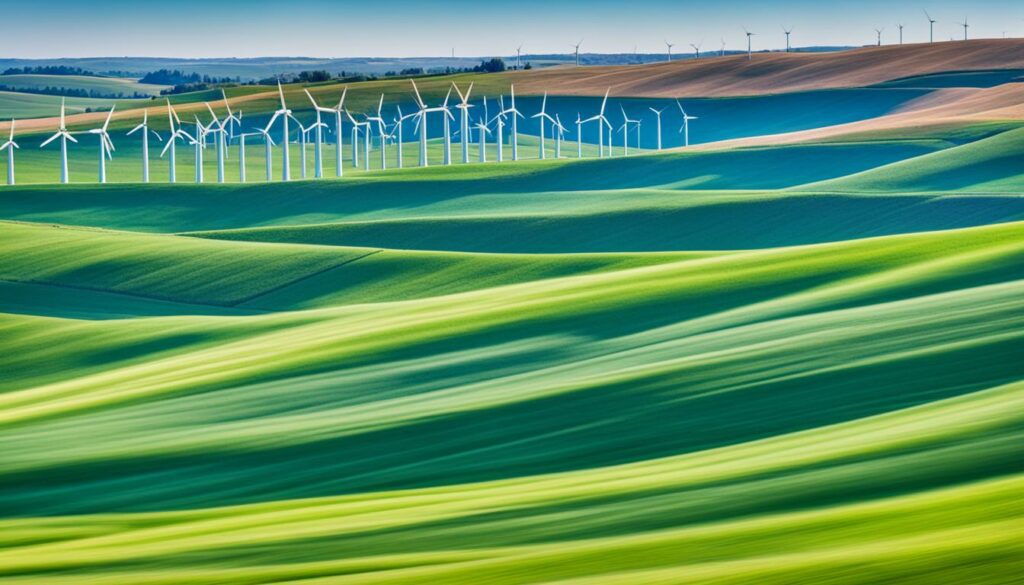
[0,89,1022,584]
[0,74,169,96]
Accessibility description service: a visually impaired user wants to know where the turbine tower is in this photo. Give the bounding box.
[255,127,275,181]
[665,40,675,61]
[127,110,162,183]
[365,94,389,170]
[618,106,640,156]
[501,85,524,161]
[582,89,612,158]
[192,116,208,183]
[573,40,583,66]
[453,82,474,164]
[264,81,293,181]
[691,41,703,59]
[39,98,78,184]
[649,107,665,151]
[235,131,260,183]
[204,102,228,183]
[160,100,193,184]
[575,112,583,158]
[1,120,19,185]
[304,89,334,179]
[925,10,936,43]
[961,18,969,40]
[743,28,756,60]
[516,45,523,69]
[475,113,491,163]
[440,88,454,165]
[783,27,793,52]
[87,106,116,184]
[531,92,555,160]
[491,97,507,162]
[676,100,698,147]
[897,23,905,45]
[875,28,885,47]
[307,87,348,177]
[553,114,566,158]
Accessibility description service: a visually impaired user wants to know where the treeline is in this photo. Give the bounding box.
[143,69,240,86]
[0,84,148,99]
[383,58,519,77]
[1,65,96,76]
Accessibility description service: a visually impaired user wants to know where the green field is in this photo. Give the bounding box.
[0,74,169,96]
[1,95,1022,584]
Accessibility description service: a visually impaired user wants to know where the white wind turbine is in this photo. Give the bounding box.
[87,106,116,184]
[925,10,937,43]
[744,27,756,60]
[453,82,474,163]
[575,112,583,158]
[875,27,885,46]
[553,114,566,158]
[441,88,454,165]
[264,81,293,181]
[346,111,371,171]
[291,118,310,179]
[393,105,417,169]
[365,94,389,170]
[619,106,640,156]
[665,40,675,61]
[649,106,666,150]
[531,92,556,160]
[204,103,228,183]
[304,89,332,178]
[40,98,78,184]
[410,79,452,167]
[783,27,793,52]
[720,38,727,57]
[219,90,241,157]
[501,85,525,161]
[516,45,524,69]
[961,18,969,40]
[191,116,209,183]
[159,100,193,184]
[255,127,276,181]
[234,131,260,183]
[691,41,703,59]
[573,40,583,66]
[126,110,162,183]
[1,120,18,185]
[676,100,698,147]
[475,111,491,163]
[491,96,508,162]
[582,89,612,158]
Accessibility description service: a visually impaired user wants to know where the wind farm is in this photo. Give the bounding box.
[1,4,1023,584]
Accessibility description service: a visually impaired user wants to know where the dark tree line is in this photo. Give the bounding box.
[1,65,96,76]
[142,69,240,86]
[0,84,147,99]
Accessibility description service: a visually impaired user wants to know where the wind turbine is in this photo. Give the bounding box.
[235,131,260,183]
[410,79,452,167]
[582,89,612,158]
[475,112,491,163]
[573,40,583,66]
[126,110,162,183]
[720,38,727,57]
[346,111,371,171]
[690,41,703,59]
[531,92,555,160]
[87,106,117,184]
[453,82,474,163]
[441,88,454,165]
[264,81,293,181]
[743,27,756,60]
[649,106,665,150]
[304,89,333,179]
[676,100,698,147]
[204,102,228,183]
[491,96,507,162]
[501,85,524,161]
[191,115,210,183]
[1,120,19,185]
[393,105,417,169]
[554,114,566,158]
[619,106,640,156]
[159,100,193,184]
[575,112,583,158]
[875,28,885,46]
[220,90,241,156]
[783,26,793,52]
[516,44,524,69]
[665,40,675,61]
[925,10,936,43]
[255,127,275,181]
[365,94,389,170]
[291,118,310,179]
[961,18,969,40]
[40,98,77,184]
[897,23,905,45]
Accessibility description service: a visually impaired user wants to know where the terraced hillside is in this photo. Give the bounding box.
[2,48,1024,582]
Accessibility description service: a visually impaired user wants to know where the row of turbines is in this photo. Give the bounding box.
[2,81,700,186]
[651,11,981,62]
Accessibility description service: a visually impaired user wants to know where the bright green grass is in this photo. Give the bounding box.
[0,118,1022,584]
[0,74,169,96]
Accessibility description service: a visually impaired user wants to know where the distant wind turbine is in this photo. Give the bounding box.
[691,41,703,59]
[573,40,583,66]
[516,44,524,69]
[720,38,727,57]
[875,27,885,46]
[365,94,389,170]
[649,107,665,151]
[582,89,612,158]
[961,18,969,40]
[475,109,491,163]
[676,100,698,147]
[1,120,19,185]
[619,106,640,156]
[665,40,675,61]
[897,23,905,45]
[204,102,228,183]
[159,100,193,184]
[40,98,77,184]
[531,92,555,160]
[743,28,756,60]
[492,96,507,162]
[126,110,161,183]
[925,10,937,43]
[453,82,474,164]
[501,85,524,161]
[783,26,793,52]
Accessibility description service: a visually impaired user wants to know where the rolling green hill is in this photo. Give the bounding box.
[0,90,151,119]
[0,74,169,97]
[0,113,1021,584]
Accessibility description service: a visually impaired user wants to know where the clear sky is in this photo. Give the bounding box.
[5,0,1022,59]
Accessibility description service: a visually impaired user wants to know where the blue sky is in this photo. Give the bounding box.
[7,0,1023,58]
